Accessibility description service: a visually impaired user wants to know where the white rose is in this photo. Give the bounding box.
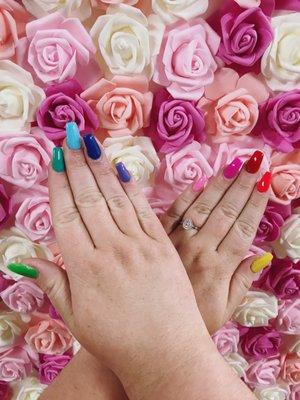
[254,385,290,400]
[273,214,300,262]
[233,291,278,327]
[103,136,160,184]
[0,312,24,347]
[0,60,44,132]
[0,228,52,280]
[224,353,249,379]
[22,0,91,21]
[12,377,46,400]
[90,4,164,77]
[152,0,208,24]
[261,13,300,91]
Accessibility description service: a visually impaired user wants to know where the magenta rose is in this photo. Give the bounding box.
[255,90,300,153]
[217,4,273,67]
[240,327,282,360]
[37,79,99,144]
[0,381,11,400]
[0,273,13,293]
[39,354,71,384]
[254,258,300,300]
[0,185,10,229]
[147,89,206,153]
[1,280,44,313]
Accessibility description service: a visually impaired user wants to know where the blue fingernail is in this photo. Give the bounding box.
[66,122,81,150]
[116,162,131,183]
[83,133,101,160]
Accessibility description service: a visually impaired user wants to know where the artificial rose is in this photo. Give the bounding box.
[290,384,300,400]
[91,4,164,76]
[147,90,206,153]
[152,0,208,23]
[235,0,261,7]
[224,353,249,379]
[0,273,13,292]
[143,186,175,216]
[12,376,46,400]
[245,358,280,388]
[0,185,10,229]
[1,280,44,314]
[273,214,300,261]
[0,346,37,382]
[17,12,97,85]
[254,385,290,400]
[0,381,10,400]
[240,326,282,360]
[281,354,300,384]
[212,321,240,356]
[103,136,160,184]
[22,0,91,21]
[270,152,300,205]
[233,291,278,327]
[91,0,138,9]
[0,129,53,189]
[153,18,220,101]
[217,4,273,67]
[0,312,24,347]
[277,299,300,335]
[198,68,269,143]
[37,79,98,144]
[262,13,300,91]
[82,76,152,137]
[255,90,300,153]
[0,60,44,132]
[38,354,71,384]
[25,319,73,355]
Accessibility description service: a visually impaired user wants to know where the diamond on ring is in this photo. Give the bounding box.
[181,218,198,231]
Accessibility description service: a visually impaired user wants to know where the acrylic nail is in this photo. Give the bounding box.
[52,147,65,172]
[116,162,131,183]
[257,171,272,193]
[66,122,81,150]
[223,158,243,179]
[7,263,39,279]
[245,150,264,174]
[251,252,273,273]
[83,133,101,160]
[192,176,206,192]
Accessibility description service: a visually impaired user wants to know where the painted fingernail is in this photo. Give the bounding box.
[192,176,206,192]
[251,252,273,273]
[66,122,81,150]
[245,150,264,174]
[257,171,272,193]
[52,147,65,172]
[83,133,101,160]
[116,162,131,183]
[223,158,243,179]
[7,263,39,279]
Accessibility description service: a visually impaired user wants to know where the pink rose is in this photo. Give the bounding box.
[0,381,11,400]
[0,185,10,229]
[0,273,13,292]
[270,151,300,205]
[245,358,281,388]
[1,280,44,314]
[154,18,220,101]
[25,319,73,355]
[90,0,138,8]
[0,345,38,382]
[277,299,300,335]
[198,68,269,143]
[281,354,300,385]
[290,384,300,400]
[143,186,175,216]
[212,321,240,356]
[16,12,98,86]
[0,130,53,189]
[38,354,71,384]
[82,76,152,137]
[240,326,282,360]
[0,0,29,59]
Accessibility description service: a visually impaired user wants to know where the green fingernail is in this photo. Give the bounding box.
[7,263,39,279]
[52,147,65,172]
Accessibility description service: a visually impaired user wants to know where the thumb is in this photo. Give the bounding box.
[227,252,273,316]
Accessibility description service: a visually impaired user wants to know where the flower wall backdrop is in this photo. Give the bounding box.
[0,0,299,398]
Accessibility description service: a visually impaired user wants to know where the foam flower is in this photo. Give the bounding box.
[152,0,208,23]
[22,0,91,21]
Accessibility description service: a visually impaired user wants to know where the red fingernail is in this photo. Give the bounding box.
[192,176,206,192]
[245,151,264,174]
[257,172,272,193]
[223,157,243,179]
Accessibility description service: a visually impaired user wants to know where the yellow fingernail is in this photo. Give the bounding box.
[251,252,273,273]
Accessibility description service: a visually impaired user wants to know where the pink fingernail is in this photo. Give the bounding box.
[223,158,243,179]
[192,176,206,192]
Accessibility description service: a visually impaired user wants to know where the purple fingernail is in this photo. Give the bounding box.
[116,162,131,183]
[223,158,243,179]
[192,176,206,192]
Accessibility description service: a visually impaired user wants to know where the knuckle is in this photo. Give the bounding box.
[166,206,182,221]
[55,206,80,226]
[68,152,86,169]
[234,271,252,292]
[220,202,240,220]
[236,178,252,191]
[212,176,228,193]
[235,218,257,239]
[137,207,152,220]
[94,161,113,177]
[192,201,211,216]
[75,188,104,208]
[107,194,129,210]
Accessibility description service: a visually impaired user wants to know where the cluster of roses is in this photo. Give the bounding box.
[0,0,299,398]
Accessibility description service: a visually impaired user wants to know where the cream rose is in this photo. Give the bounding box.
[0,312,24,347]
[224,353,249,379]
[90,4,164,76]
[12,376,46,400]
[152,0,208,24]
[254,385,290,400]
[233,291,278,327]
[103,136,160,184]
[22,0,91,20]
[0,60,44,132]
[262,13,300,92]
[273,214,300,261]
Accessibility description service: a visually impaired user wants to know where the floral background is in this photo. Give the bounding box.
[0,0,299,399]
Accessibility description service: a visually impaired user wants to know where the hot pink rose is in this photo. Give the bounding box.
[1,280,44,314]
[240,326,282,360]
[39,354,71,384]
[25,319,73,355]
[0,185,10,229]
[82,76,152,137]
[0,273,13,292]
[154,18,220,101]
[277,299,300,335]
[245,358,281,388]
[0,345,38,382]
[281,354,300,385]
[212,321,240,356]
[0,130,53,189]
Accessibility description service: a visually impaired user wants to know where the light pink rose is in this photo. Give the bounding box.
[143,186,176,216]
[290,384,300,400]
[277,299,300,335]
[1,280,44,314]
[82,76,152,137]
[198,68,269,143]
[154,18,220,101]
[212,321,240,356]
[245,358,281,388]
[90,0,138,8]
[16,12,98,86]
[281,354,300,385]
[0,129,53,189]
[25,319,73,355]
[0,345,38,382]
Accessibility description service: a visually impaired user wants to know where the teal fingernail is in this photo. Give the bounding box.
[66,122,81,150]
[52,147,65,172]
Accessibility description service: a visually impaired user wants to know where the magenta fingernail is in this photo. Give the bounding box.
[223,158,243,179]
[192,176,206,192]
